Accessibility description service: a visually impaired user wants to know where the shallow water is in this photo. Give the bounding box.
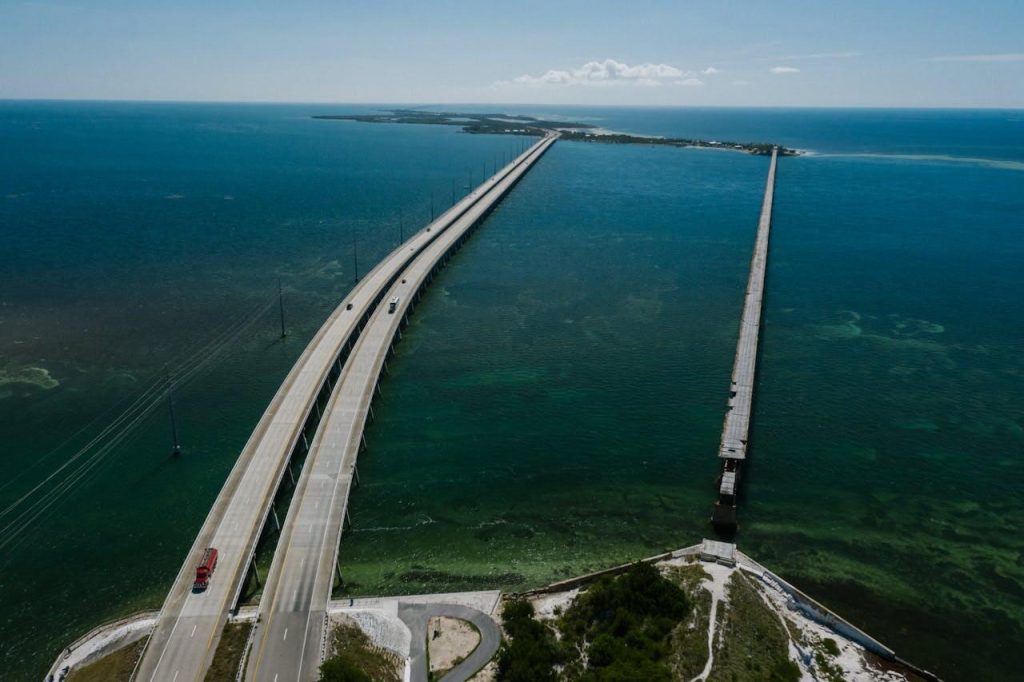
[1,103,1021,680]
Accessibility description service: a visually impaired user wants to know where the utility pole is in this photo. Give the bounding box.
[277,277,287,339]
[165,367,181,457]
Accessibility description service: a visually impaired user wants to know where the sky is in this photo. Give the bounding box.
[1,0,1022,107]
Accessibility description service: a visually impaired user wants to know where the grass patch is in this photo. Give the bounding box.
[663,563,716,679]
[707,573,799,682]
[204,622,252,681]
[669,585,713,679]
[320,619,401,682]
[66,637,147,682]
[810,636,846,682]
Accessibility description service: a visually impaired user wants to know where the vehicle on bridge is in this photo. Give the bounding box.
[388,296,400,313]
[192,547,218,592]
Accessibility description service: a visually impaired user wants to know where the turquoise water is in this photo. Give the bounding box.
[1,103,1022,680]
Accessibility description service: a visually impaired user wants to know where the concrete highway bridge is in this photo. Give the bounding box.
[712,147,778,530]
[134,133,558,682]
[134,136,777,681]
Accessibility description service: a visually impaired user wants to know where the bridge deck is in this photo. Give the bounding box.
[135,137,552,682]
[245,134,558,682]
[713,148,777,527]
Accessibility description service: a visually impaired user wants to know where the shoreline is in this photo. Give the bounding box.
[312,109,800,156]
[49,541,940,682]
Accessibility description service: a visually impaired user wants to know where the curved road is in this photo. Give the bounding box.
[398,604,502,682]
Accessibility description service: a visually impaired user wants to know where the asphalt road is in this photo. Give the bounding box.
[134,138,552,682]
[398,603,503,682]
[243,135,557,682]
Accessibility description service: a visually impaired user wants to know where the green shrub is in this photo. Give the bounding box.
[319,656,372,682]
[560,563,690,681]
[496,598,562,682]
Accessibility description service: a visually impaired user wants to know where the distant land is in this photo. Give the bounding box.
[313,109,798,156]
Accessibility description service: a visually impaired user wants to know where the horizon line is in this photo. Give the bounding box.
[1,97,1023,112]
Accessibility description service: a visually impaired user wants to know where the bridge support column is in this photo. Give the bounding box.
[250,556,262,588]
[303,433,310,452]
[272,504,281,532]
[344,508,352,530]
[353,464,361,488]
[335,562,344,588]
[287,462,295,485]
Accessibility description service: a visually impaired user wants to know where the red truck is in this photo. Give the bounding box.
[193,547,218,592]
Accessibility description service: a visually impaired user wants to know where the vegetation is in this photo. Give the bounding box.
[204,622,251,682]
[319,620,401,682]
[66,637,147,682]
[706,573,799,682]
[496,598,564,682]
[313,110,797,156]
[320,657,372,682]
[664,565,715,679]
[558,131,790,155]
[497,562,691,681]
[558,562,691,681]
[313,110,580,138]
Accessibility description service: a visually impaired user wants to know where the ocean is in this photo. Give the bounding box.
[0,102,1021,680]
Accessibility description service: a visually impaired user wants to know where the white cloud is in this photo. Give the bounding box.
[676,78,704,87]
[927,53,1024,62]
[777,51,861,60]
[701,66,720,75]
[770,66,800,74]
[732,80,750,86]
[495,59,690,88]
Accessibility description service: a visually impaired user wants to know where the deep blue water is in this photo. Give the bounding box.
[1,102,1022,681]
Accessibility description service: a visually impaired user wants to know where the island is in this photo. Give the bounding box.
[313,109,800,156]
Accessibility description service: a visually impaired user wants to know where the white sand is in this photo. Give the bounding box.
[428,616,481,674]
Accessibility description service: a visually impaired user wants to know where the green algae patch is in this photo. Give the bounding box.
[0,364,59,391]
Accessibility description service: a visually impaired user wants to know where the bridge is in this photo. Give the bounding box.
[243,134,558,681]
[133,134,775,680]
[134,133,557,682]
[712,147,778,530]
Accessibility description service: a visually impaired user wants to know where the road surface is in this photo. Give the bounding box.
[243,134,557,682]
[135,137,553,682]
